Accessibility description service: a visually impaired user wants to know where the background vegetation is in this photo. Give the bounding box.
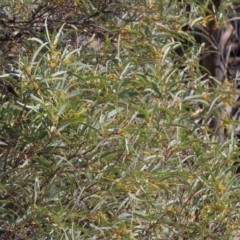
[0,0,240,239]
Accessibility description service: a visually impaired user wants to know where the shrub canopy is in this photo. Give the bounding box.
[0,0,240,239]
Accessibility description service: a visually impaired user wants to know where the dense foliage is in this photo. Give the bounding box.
[0,0,240,239]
